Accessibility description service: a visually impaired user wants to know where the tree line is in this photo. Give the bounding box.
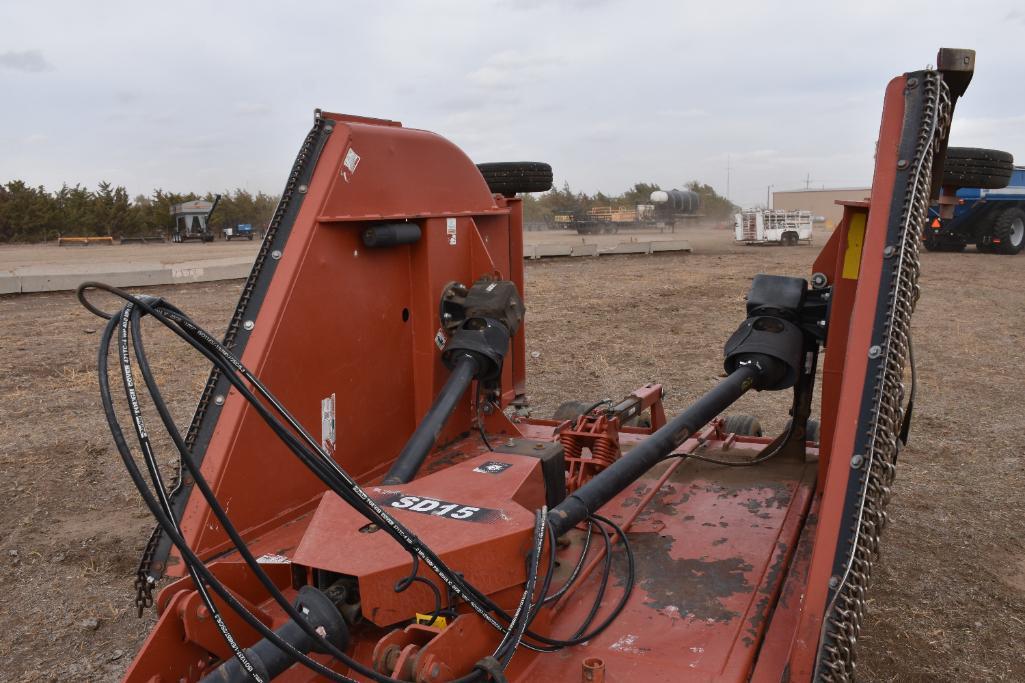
[0,177,735,243]
[521,180,737,227]
[0,180,279,243]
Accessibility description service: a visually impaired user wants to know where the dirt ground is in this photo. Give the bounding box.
[1,226,1023,681]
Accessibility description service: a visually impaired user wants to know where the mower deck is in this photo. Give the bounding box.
[138,427,815,682]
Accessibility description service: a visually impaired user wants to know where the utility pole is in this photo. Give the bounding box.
[805,173,811,190]
[726,155,731,201]
[766,184,773,209]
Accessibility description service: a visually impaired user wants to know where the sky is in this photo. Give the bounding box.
[2,0,1024,208]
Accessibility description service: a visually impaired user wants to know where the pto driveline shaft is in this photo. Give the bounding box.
[549,363,761,536]
[382,353,479,485]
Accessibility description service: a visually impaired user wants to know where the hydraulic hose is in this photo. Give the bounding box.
[383,353,479,484]
[549,363,762,537]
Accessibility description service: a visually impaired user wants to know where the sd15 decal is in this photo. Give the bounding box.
[371,490,502,524]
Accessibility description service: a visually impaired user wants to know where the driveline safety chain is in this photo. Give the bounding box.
[133,113,328,613]
[816,71,952,680]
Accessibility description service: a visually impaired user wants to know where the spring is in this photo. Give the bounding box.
[559,433,583,460]
[590,436,619,468]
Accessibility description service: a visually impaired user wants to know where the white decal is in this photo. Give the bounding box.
[341,148,361,182]
[321,393,336,454]
[446,217,457,245]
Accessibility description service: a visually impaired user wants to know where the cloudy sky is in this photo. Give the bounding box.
[2,0,1023,207]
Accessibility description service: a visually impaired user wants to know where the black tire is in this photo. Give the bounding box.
[476,162,553,196]
[942,147,1014,189]
[991,207,1025,255]
[722,414,763,437]
[784,418,821,443]
[782,231,799,246]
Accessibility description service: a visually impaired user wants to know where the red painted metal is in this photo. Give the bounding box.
[123,54,954,679]
[787,74,910,678]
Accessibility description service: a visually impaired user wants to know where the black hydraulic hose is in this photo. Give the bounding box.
[549,363,762,537]
[125,305,410,683]
[81,284,631,674]
[383,353,480,484]
[113,303,497,683]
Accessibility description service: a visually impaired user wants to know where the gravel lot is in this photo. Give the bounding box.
[1,227,1022,681]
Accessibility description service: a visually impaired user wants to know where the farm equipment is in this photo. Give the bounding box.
[924,148,1021,253]
[171,195,221,243]
[560,188,699,234]
[224,223,256,241]
[79,47,974,682]
[735,209,814,246]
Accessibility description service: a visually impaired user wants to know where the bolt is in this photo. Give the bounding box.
[907,77,919,89]
[325,126,334,133]
[817,320,826,327]
[442,312,453,321]
[214,395,225,405]
[897,159,909,170]
[851,453,864,468]
[298,184,308,193]
[829,575,840,589]
[271,249,282,260]
[811,272,828,289]
[243,320,255,331]
[822,291,831,301]
[868,345,882,359]
[883,245,896,258]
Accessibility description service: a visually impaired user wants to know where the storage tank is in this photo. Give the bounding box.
[650,188,700,214]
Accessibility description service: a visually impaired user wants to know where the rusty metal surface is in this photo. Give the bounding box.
[520,450,815,682]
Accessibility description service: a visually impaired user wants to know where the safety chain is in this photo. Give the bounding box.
[816,71,952,680]
[133,112,328,608]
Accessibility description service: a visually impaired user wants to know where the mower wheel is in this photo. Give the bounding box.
[477,162,553,196]
[722,414,763,437]
[784,418,821,443]
[992,207,1025,255]
[942,147,1014,189]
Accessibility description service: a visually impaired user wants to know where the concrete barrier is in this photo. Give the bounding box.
[521,240,693,261]
[650,239,693,253]
[1,260,253,294]
[531,244,574,259]
[600,242,653,255]
[570,244,598,257]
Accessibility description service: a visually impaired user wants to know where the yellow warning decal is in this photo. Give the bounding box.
[415,613,448,629]
[842,212,867,280]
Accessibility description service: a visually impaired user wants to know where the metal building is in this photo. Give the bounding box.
[772,187,870,229]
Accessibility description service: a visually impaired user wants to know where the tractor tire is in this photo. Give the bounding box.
[784,418,821,443]
[942,147,1014,189]
[476,162,553,196]
[722,414,763,437]
[991,207,1025,255]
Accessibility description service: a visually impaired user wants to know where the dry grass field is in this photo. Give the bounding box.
[1,227,1023,680]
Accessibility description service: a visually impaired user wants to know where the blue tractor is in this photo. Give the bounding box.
[925,147,1021,254]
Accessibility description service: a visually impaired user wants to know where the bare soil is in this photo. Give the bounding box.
[1,227,1023,680]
